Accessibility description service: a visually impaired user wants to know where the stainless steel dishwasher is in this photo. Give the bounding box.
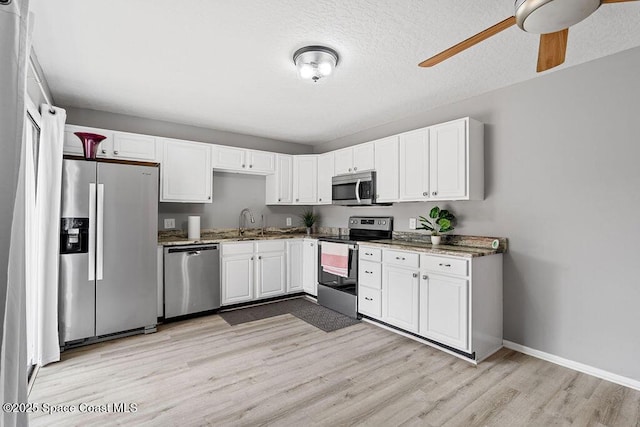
[164,244,220,319]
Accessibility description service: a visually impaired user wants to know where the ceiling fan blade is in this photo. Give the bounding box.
[419,16,516,67]
[536,29,569,72]
[601,0,639,3]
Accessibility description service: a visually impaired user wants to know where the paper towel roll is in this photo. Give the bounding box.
[188,216,201,240]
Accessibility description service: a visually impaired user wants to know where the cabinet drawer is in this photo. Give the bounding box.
[383,250,419,268]
[358,286,381,318]
[221,242,254,256]
[256,240,285,253]
[421,255,468,276]
[358,261,381,289]
[359,247,382,262]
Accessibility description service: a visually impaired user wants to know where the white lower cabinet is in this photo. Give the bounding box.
[302,239,318,296]
[419,273,469,351]
[221,240,286,305]
[256,252,286,298]
[286,240,304,293]
[358,245,503,362]
[382,265,420,333]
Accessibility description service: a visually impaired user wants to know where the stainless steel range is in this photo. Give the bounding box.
[317,216,393,318]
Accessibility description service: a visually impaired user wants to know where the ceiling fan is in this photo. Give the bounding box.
[419,0,638,72]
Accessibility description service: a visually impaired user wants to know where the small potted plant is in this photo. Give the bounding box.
[418,206,456,245]
[300,210,318,236]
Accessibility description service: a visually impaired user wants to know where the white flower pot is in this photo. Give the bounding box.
[431,235,441,245]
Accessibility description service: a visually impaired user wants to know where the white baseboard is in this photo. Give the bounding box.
[503,340,640,392]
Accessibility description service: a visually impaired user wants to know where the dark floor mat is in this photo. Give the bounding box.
[219,298,360,332]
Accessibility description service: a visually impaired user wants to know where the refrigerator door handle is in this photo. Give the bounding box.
[88,183,96,281]
[96,183,104,281]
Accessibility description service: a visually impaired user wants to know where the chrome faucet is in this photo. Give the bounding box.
[239,208,255,236]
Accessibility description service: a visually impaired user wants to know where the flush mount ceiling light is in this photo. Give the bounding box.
[293,45,339,83]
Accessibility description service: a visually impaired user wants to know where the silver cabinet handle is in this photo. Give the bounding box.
[432,191,438,196]
[395,256,406,261]
[422,275,428,280]
[187,251,201,256]
[365,271,373,274]
[364,297,373,301]
[438,263,451,267]
[114,150,119,155]
[101,149,107,154]
[365,252,373,256]
[413,273,418,278]
[423,191,427,196]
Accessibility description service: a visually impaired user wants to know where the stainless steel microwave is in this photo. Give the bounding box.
[332,171,381,206]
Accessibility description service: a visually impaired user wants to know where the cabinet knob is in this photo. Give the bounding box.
[258,256,262,260]
[249,164,253,168]
[319,198,322,201]
[242,164,246,168]
[413,273,418,278]
[208,196,211,200]
[422,275,428,280]
[278,198,281,202]
[101,149,107,154]
[423,192,427,197]
[432,191,437,196]
[114,150,119,155]
[251,257,254,260]
[296,198,299,202]
[354,167,357,171]
[348,168,352,172]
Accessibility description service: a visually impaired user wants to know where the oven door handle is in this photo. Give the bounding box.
[355,179,361,204]
[318,242,358,250]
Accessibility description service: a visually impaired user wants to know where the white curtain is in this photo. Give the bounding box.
[33,106,66,366]
[0,1,31,426]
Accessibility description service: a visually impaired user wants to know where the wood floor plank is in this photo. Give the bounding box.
[28,310,640,426]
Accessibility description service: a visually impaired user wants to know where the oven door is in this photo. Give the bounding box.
[317,242,358,295]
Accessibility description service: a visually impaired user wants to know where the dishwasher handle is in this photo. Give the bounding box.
[166,245,219,254]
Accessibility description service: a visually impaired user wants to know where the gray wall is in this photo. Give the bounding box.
[314,46,640,382]
[64,107,314,155]
[158,171,309,231]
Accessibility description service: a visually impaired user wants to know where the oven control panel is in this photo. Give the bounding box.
[348,216,393,231]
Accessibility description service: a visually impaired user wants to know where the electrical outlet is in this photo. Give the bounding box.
[286,217,292,226]
[409,218,417,230]
[164,218,175,229]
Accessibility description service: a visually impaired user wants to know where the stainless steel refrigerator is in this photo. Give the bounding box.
[59,159,158,345]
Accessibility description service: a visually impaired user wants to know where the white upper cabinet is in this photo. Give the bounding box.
[293,155,318,204]
[64,125,114,159]
[212,145,275,175]
[317,152,334,205]
[159,138,212,203]
[112,132,157,161]
[399,128,430,202]
[399,117,484,202]
[373,136,399,202]
[266,154,293,205]
[429,119,467,200]
[334,142,374,175]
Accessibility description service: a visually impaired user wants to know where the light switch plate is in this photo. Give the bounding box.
[164,218,175,229]
[286,217,292,226]
[409,218,417,230]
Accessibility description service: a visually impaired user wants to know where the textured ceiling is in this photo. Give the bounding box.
[30,0,640,145]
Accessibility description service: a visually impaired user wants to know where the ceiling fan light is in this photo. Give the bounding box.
[515,0,601,33]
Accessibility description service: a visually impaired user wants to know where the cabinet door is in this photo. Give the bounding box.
[161,139,212,203]
[399,128,430,201]
[212,146,246,171]
[112,132,157,161]
[248,150,275,174]
[302,239,318,296]
[274,155,293,204]
[293,156,318,204]
[429,119,467,200]
[256,252,286,298]
[420,273,469,351]
[287,240,304,292]
[221,255,254,304]
[352,142,375,172]
[374,136,399,202]
[64,125,114,158]
[317,152,334,204]
[334,148,354,175]
[383,265,420,333]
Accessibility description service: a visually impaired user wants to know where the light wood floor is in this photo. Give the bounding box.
[30,313,640,426]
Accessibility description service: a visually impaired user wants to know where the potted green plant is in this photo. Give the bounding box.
[418,206,456,245]
[300,210,318,236]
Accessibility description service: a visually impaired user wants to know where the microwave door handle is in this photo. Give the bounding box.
[355,179,361,204]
